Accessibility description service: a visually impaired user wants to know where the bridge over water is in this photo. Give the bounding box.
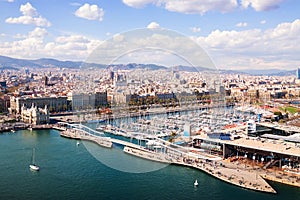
[57,122,220,161]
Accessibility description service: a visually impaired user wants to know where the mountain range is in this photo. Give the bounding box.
[0,55,295,76]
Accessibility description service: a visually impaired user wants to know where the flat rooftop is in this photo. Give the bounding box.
[261,133,300,143]
[259,122,300,133]
[194,134,300,158]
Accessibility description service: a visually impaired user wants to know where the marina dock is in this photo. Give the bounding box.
[57,123,281,194]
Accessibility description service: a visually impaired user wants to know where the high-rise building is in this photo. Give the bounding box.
[109,71,114,80]
[296,67,300,79]
[43,76,49,86]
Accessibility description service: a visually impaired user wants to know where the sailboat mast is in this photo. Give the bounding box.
[32,148,35,164]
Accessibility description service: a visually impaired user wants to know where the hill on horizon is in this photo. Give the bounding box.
[0,55,295,76]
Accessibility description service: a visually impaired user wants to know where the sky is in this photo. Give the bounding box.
[0,0,299,70]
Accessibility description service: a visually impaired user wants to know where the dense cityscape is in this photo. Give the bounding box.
[1,64,300,123]
[0,61,300,194]
[1,0,300,199]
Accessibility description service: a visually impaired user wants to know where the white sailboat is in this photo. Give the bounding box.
[194,179,198,187]
[29,148,40,171]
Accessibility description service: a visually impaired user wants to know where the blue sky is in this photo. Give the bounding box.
[0,0,299,70]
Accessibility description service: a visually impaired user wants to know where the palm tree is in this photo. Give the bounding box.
[168,130,178,143]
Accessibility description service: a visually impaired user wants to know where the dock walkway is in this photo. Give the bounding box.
[122,146,276,193]
[60,128,112,148]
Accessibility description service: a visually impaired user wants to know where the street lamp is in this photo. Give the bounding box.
[244,153,247,168]
[252,154,256,170]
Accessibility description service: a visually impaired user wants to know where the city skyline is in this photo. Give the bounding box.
[0,0,299,70]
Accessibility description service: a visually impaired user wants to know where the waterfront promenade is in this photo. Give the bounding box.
[123,146,276,193]
[181,159,276,193]
[224,158,300,189]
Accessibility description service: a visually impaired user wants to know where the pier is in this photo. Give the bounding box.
[57,123,278,194]
[60,124,112,148]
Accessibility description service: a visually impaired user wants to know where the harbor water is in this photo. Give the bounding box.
[0,129,299,200]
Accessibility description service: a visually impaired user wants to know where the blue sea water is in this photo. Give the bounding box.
[0,129,299,200]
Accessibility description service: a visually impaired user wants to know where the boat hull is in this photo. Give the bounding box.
[29,164,40,171]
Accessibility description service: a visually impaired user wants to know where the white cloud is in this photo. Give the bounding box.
[13,33,26,39]
[6,16,51,27]
[1,19,300,70]
[70,2,81,7]
[86,29,215,68]
[241,0,284,11]
[123,0,286,14]
[260,20,266,24]
[163,0,238,15]
[44,35,103,60]
[55,35,90,44]
[75,3,104,21]
[194,19,300,69]
[7,0,14,3]
[267,19,300,39]
[236,22,248,27]
[190,27,201,33]
[147,22,160,29]
[123,0,238,14]
[0,28,102,61]
[20,2,37,16]
[113,34,124,42]
[5,2,51,27]
[28,27,47,38]
[0,27,48,58]
[196,29,261,49]
[122,0,154,8]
